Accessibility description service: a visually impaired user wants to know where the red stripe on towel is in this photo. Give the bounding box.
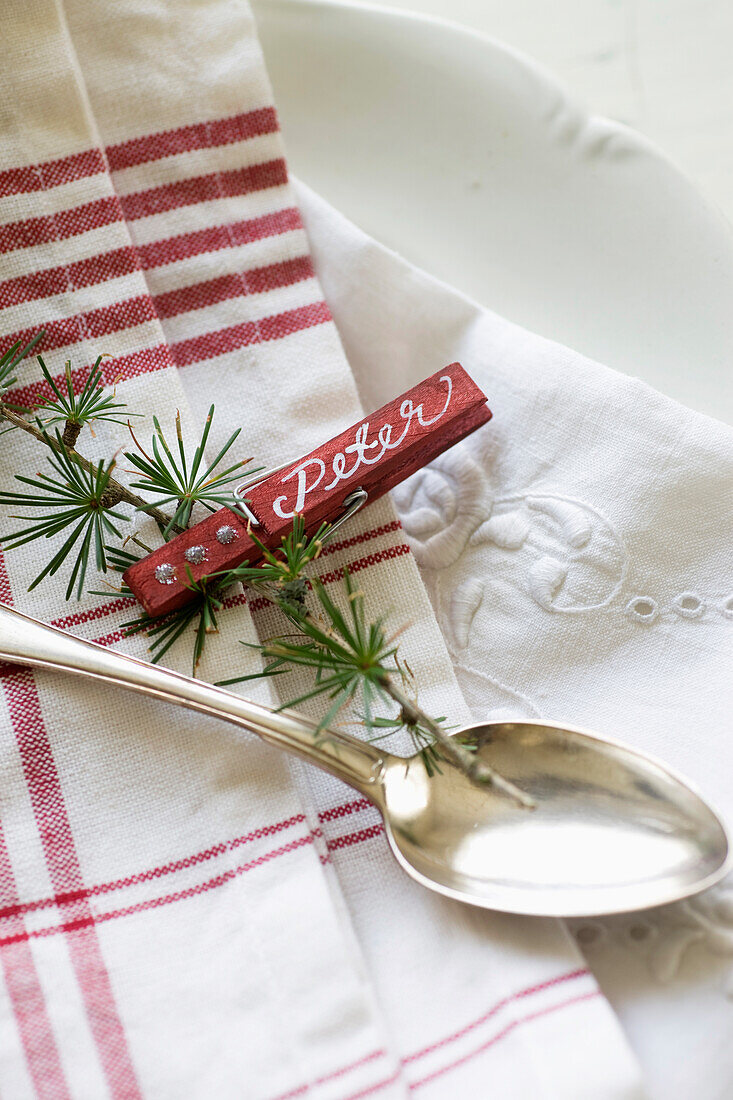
[118,159,288,221]
[169,299,331,366]
[2,669,142,1098]
[106,108,279,171]
[153,256,315,319]
[0,819,71,1098]
[0,149,105,198]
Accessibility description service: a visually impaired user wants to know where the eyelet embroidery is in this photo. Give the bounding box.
[574,922,607,947]
[570,884,733,992]
[625,596,659,623]
[673,592,705,619]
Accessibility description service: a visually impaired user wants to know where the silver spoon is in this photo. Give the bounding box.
[0,602,727,917]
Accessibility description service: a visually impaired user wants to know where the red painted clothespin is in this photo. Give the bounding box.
[124,363,492,617]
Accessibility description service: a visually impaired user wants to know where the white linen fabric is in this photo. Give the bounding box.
[294,179,733,1100]
[0,1,649,1097]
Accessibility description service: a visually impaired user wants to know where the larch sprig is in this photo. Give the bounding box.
[125,406,256,536]
[0,429,127,599]
[221,566,532,805]
[0,337,530,805]
[35,354,140,448]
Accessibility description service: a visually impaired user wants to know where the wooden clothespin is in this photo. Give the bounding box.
[124,363,492,616]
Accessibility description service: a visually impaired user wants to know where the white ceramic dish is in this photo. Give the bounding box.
[254,0,733,424]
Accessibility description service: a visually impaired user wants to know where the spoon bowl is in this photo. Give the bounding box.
[0,603,727,917]
[381,721,729,916]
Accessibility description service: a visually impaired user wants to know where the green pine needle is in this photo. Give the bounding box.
[86,544,142,601]
[125,516,331,671]
[124,405,256,536]
[217,567,445,769]
[0,428,128,599]
[102,543,146,573]
[220,568,395,722]
[358,711,449,775]
[120,568,232,675]
[34,355,140,435]
[0,331,45,410]
[214,515,329,598]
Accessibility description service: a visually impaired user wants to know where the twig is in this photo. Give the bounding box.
[381,677,535,809]
[0,405,182,534]
[268,588,535,810]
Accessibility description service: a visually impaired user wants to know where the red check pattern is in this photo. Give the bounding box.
[0,820,69,1099]
[0,96,445,1095]
[0,99,336,1096]
[0,41,608,1091]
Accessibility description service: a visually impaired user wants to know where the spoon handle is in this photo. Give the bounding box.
[0,603,386,798]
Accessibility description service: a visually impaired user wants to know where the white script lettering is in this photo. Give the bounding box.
[272,374,453,517]
[272,457,326,518]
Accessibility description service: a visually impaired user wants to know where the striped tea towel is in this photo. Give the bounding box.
[0,2,643,1097]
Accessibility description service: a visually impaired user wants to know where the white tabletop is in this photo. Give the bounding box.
[328,0,733,226]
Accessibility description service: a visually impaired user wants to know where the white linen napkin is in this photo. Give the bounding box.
[294,179,733,1100]
[0,1,645,1097]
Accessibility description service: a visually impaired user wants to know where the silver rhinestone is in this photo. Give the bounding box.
[184,544,207,565]
[216,525,238,545]
[155,563,176,585]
